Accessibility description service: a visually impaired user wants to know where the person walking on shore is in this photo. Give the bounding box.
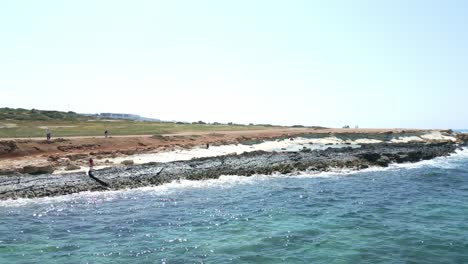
[86,157,109,187]
[46,128,51,143]
[104,130,109,138]
[89,158,94,171]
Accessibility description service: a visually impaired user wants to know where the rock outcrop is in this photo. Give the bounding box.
[121,160,134,166]
[456,133,468,144]
[0,142,458,200]
[21,165,54,175]
[0,141,18,155]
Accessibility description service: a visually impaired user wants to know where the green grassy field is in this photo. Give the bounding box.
[0,120,278,138]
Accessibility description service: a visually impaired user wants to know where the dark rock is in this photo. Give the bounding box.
[0,141,18,155]
[21,165,54,175]
[376,156,390,167]
[48,155,60,162]
[121,160,134,166]
[456,133,468,143]
[395,154,409,163]
[358,152,381,162]
[407,151,423,162]
[301,147,311,153]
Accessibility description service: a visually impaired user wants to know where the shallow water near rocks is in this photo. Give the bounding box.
[1,150,468,263]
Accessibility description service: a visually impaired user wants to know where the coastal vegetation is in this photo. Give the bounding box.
[0,108,87,121]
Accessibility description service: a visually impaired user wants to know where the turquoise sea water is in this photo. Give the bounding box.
[1,149,468,263]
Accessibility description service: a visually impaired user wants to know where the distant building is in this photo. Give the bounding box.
[80,112,160,121]
[99,113,142,120]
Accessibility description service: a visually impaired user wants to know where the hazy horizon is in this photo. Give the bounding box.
[1,1,467,129]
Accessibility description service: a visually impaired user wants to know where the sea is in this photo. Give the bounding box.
[1,143,468,263]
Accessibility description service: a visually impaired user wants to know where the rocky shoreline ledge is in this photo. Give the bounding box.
[0,129,461,176]
[0,141,461,200]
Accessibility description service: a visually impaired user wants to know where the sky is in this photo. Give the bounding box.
[0,0,467,128]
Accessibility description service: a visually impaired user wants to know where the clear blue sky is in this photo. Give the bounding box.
[0,0,467,128]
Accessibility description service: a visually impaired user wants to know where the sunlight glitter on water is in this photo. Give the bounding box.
[1,147,468,263]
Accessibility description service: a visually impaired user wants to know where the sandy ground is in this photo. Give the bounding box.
[0,128,434,173]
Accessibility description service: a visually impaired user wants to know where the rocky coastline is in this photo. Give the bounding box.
[0,141,461,200]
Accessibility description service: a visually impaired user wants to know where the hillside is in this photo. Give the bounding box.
[0,108,89,121]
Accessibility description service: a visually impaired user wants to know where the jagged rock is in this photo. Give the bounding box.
[376,156,391,167]
[121,160,134,166]
[441,129,453,135]
[48,155,60,161]
[395,154,409,163]
[0,141,18,155]
[358,152,381,162]
[407,151,423,162]
[21,165,54,175]
[456,133,468,143]
[65,164,81,171]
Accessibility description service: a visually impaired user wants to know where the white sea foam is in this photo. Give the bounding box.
[386,147,468,170]
[0,175,276,207]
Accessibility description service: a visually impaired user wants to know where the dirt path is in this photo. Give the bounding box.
[0,127,427,141]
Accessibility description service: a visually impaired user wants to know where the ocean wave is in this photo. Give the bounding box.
[385,147,468,170]
[0,175,273,207]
